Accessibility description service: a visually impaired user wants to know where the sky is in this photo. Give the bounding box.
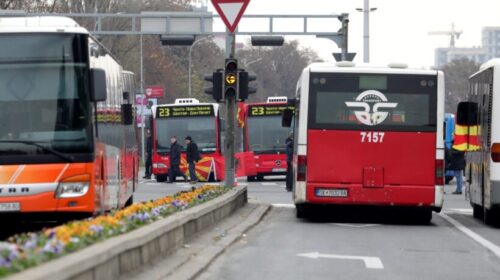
[205,0,500,67]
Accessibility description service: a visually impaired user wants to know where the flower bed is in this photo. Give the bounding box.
[0,185,228,277]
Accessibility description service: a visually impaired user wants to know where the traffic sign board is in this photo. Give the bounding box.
[211,0,250,33]
[145,85,164,98]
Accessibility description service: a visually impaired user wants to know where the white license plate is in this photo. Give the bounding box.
[0,202,20,212]
[316,189,348,198]
[272,168,286,172]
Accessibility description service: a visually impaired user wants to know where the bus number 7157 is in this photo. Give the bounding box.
[360,132,385,143]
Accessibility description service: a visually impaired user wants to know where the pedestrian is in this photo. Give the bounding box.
[185,136,202,184]
[168,136,188,183]
[143,129,152,179]
[446,142,466,194]
[285,131,294,192]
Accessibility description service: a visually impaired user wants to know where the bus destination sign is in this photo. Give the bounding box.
[157,105,214,118]
[248,105,294,117]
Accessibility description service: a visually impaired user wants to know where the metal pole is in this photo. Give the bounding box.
[224,32,236,187]
[363,0,370,63]
[188,44,193,98]
[140,34,145,164]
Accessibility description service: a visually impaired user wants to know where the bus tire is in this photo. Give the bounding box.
[418,209,433,224]
[125,195,134,207]
[473,204,484,219]
[484,207,498,226]
[247,176,256,182]
[256,175,264,181]
[156,174,167,182]
[296,204,309,219]
[208,172,216,182]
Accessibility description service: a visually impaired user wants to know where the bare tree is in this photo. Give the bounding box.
[443,58,480,113]
[237,40,320,102]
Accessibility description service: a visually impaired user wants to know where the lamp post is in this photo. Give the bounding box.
[188,36,212,97]
[356,0,377,63]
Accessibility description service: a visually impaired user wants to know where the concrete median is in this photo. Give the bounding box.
[6,186,247,280]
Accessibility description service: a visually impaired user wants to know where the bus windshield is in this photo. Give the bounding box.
[247,115,289,153]
[155,116,217,154]
[0,33,92,161]
[308,73,437,132]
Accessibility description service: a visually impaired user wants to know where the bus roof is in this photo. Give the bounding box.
[306,62,439,76]
[470,59,500,79]
[0,16,88,34]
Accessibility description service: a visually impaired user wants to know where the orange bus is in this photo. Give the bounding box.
[0,17,138,220]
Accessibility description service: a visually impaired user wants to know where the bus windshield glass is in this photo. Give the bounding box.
[155,116,217,154]
[247,115,290,153]
[0,33,92,159]
[308,73,437,131]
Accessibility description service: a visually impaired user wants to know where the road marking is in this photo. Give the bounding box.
[333,223,380,228]
[261,182,278,186]
[439,213,500,258]
[272,203,295,208]
[297,252,384,269]
[445,208,473,215]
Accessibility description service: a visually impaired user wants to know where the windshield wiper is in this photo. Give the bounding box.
[0,140,74,162]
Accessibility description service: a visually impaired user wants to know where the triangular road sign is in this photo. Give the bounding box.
[211,0,250,33]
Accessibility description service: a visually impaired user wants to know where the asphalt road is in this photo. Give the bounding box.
[173,178,500,280]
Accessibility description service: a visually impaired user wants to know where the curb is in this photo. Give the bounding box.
[166,203,271,279]
[6,186,247,280]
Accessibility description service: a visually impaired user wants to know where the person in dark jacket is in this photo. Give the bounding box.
[445,144,466,194]
[285,131,294,192]
[185,136,201,184]
[168,136,187,183]
[143,129,153,179]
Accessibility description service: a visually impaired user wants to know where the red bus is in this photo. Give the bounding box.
[242,97,294,181]
[283,62,445,222]
[151,99,224,182]
[0,17,138,219]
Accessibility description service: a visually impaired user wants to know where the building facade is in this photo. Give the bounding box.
[435,26,500,69]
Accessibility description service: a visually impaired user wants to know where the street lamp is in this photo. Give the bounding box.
[243,57,263,68]
[356,0,377,63]
[188,36,212,97]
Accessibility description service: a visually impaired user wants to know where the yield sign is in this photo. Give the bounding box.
[211,0,250,33]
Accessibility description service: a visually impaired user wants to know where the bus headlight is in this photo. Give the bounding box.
[56,175,90,198]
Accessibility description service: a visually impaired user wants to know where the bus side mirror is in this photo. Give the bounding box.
[282,109,293,127]
[122,104,134,125]
[456,102,479,126]
[90,68,107,102]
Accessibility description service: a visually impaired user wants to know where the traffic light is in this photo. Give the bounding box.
[204,70,223,102]
[224,59,238,99]
[238,70,257,101]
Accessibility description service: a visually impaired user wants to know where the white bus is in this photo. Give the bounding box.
[462,59,500,224]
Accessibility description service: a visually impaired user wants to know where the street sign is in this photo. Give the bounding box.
[211,0,250,33]
[145,85,164,98]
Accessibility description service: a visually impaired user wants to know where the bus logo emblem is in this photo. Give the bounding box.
[345,90,398,126]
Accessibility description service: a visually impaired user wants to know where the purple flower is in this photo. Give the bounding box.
[89,225,104,234]
[42,240,64,255]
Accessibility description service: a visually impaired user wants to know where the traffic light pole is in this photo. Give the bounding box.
[224,32,236,187]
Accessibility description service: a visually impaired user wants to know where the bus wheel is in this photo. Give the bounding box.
[296,204,309,219]
[125,195,134,207]
[247,176,256,182]
[156,174,167,182]
[473,204,484,219]
[484,207,499,226]
[207,172,216,182]
[256,175,264,181]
